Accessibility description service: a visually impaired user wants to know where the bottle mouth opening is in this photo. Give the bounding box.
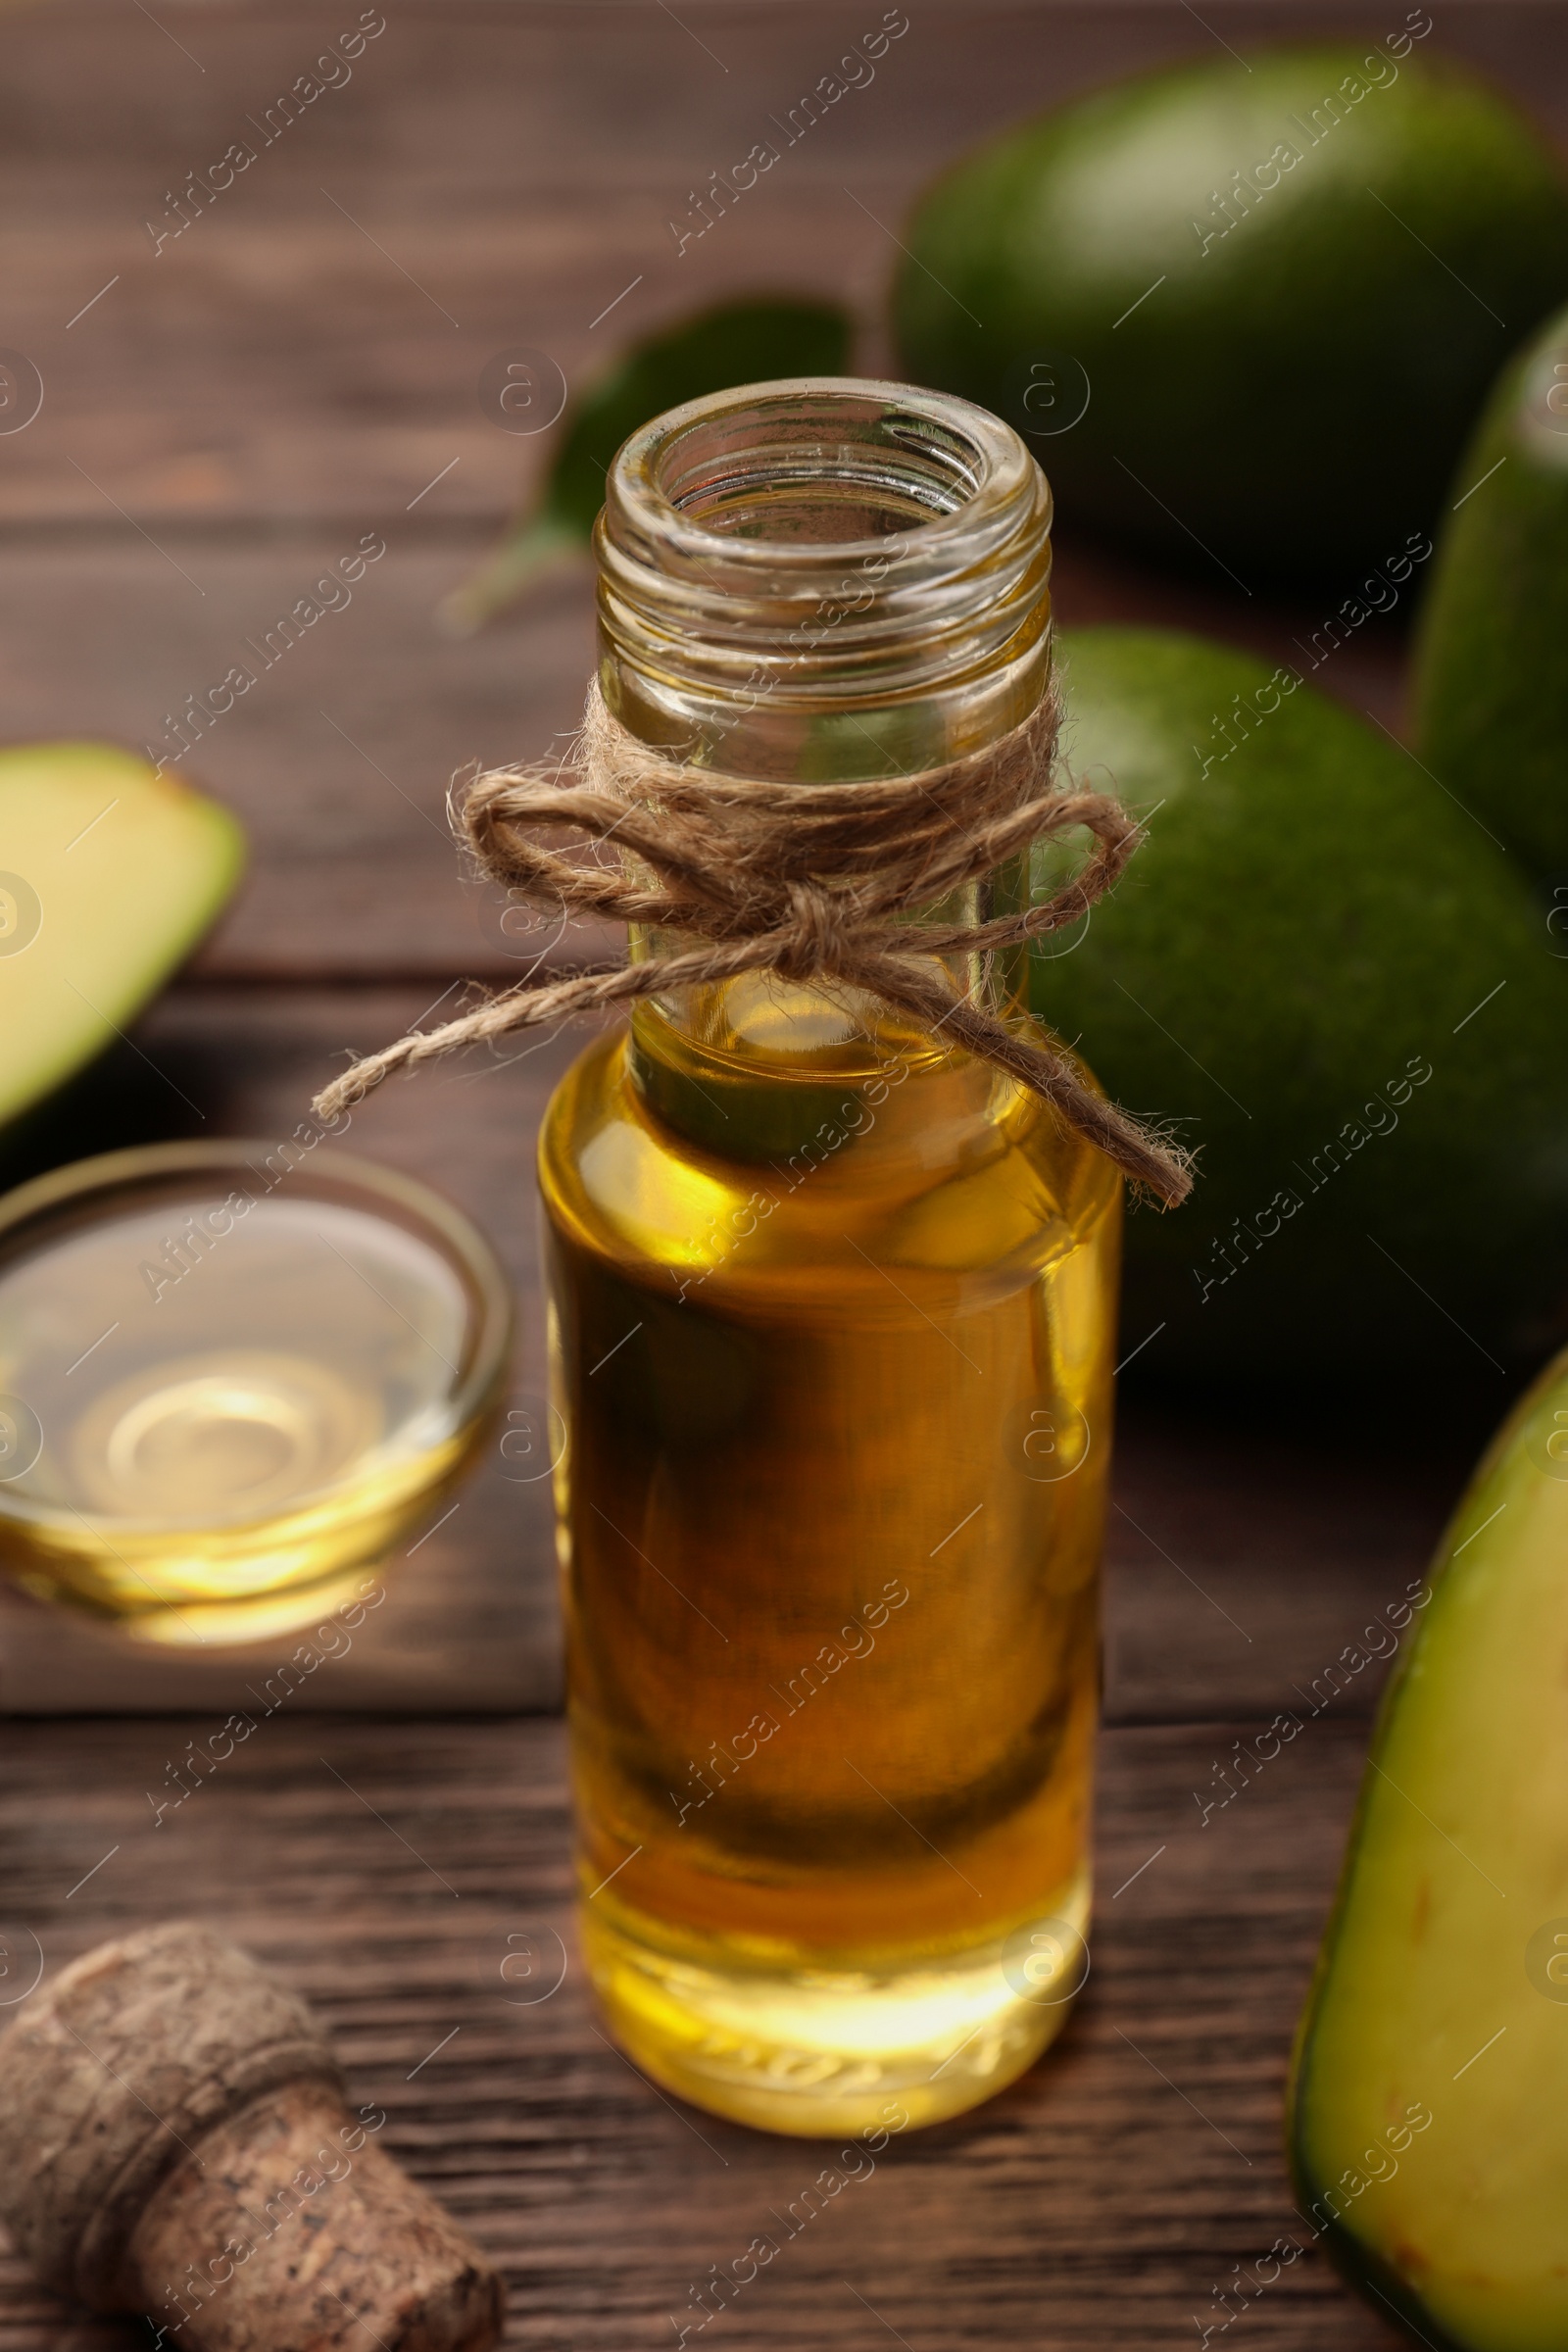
[606,377,1040,575]
[649,383,986,548]
[597,377,1053,712]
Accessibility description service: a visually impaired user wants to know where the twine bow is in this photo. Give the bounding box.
[313,684,1192,1206]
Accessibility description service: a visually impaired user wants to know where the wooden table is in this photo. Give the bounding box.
[0,3,1554,2342]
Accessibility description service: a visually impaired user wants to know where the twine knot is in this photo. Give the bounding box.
[781,881,851,981]
[313,682,1192,1206]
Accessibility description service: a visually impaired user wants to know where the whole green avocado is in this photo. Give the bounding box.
[1033,629,1568,1381]
[1413,299,1568,880]
[894,39,1568,586]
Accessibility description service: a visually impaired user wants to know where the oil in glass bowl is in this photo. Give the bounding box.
[0,1143,512,1644]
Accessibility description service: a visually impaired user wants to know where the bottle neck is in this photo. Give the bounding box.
[593,378,1054,1113]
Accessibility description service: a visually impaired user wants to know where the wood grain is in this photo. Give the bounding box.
[1,4,1563,542]
[0,539,1412,981]
[0,986,1459,1716]
[0,7,1550,2344]
[0,988,580,1714]
[1,0,1535,972]
[0,1712,1402,2352]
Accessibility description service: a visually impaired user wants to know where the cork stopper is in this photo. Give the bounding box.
[0,1922,502,2352]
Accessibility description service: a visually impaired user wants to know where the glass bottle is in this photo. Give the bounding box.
[538,379,1120,2136]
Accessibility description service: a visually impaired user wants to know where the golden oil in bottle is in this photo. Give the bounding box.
[0,1144,510,1644]
[540,380,1120,2135]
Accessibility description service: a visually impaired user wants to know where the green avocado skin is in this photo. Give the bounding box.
[1032,629,1568,1381]
[447,299,853,628]
[1285,1348,1568,2348]
[547,298,851,540]
[1413,299,1568,880]
[894,45,1568,585]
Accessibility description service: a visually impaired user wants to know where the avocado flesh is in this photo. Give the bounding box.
[894,46,1568,583]
[1032,627,1568,1380]
[1288,1350,1568,2352]
[1413,299,1568,877]
[0,743,244,1127]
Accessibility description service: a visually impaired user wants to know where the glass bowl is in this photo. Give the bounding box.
[0,1141,513,1646]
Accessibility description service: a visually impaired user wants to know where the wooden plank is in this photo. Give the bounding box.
[7,2,1521,974]
[0,988,575,1712]
[0,538,606,979]
[0,986,1457,1715]
[0,1710,1394,2349]
[0,2,1560,531]
[0,535,1410,982]
[0,987,580,1713]
[0,7,1538,2341]
[1103,1396,1454,1730]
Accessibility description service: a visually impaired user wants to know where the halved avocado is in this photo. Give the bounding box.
[1288,1348,1568,2350]
[0,743,244,1126]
